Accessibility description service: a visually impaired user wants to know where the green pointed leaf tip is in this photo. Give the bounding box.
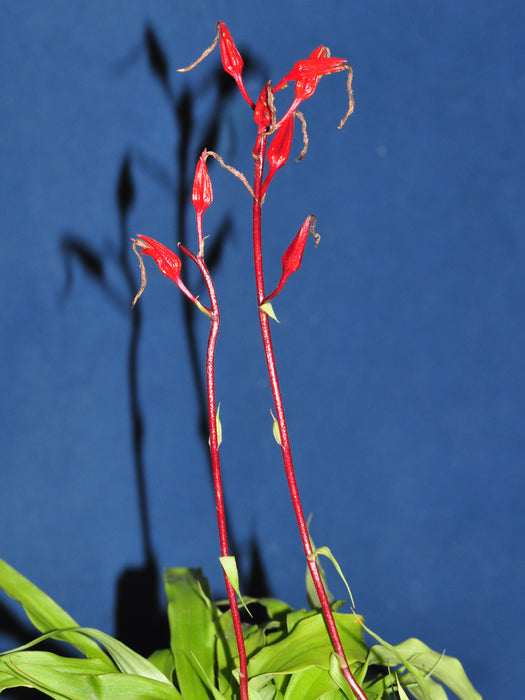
[271,410,282,446]
[216,404,222,446]
[313,545,356,610]
[219,556,251,616]
[208,403,222,448]
[259,301,280,322]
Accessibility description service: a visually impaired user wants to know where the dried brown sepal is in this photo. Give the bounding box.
[205,150,255,198]
[177,24,220,72]
[266,84,277,132]
[295,111,308,161]
[309,215,320,247]
[131,239,148,306]
[338,65,354,129]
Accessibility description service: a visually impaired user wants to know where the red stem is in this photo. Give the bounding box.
[251,136,369,700]
[179,245,249,700]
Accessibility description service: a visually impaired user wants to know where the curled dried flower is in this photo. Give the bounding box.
[206,150,254,198]
[338,64,354,129]
[295,110,308,161]
[177,25,219,72]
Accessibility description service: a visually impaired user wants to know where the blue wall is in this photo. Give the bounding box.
[1,3,523,697]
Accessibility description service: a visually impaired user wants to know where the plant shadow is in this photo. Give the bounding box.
[0,24,273,680]
[63,23,270,660]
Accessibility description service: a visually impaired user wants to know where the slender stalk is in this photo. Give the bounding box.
[251,136,369,700]
[180,245,249,700]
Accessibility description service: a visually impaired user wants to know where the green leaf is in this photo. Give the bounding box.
[249,611,367,678]
[0,651,180,699]
[367,636,482,700]
[148,648,175,683]
[73,627,172,684]
[259,302,280,323]
[0,558,112,664]
[255,597,294,622]
[283,663,340,699]
[164,568,217,700]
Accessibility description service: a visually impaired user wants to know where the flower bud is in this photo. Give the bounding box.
[264,216,315,302]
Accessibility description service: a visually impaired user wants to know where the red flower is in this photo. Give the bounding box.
[273,48,352,128]
[262,113,294,195]
[192,151,213,216]
[218,22,254,108]
[274,54,348,94]
[135,235,182,283]
[192,151,213,254]
[264,216,315,302]
[293,46,327,102]
[133,235,210,315]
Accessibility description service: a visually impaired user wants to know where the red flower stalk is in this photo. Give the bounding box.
[192,151,213,255]
[218,22,254,108]
[132,235,211,317]
[264,215,314,302]
[262,113,295,196]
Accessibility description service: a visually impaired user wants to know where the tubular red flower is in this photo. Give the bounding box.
[135,235,182,283]
[264,216,314,302]
[192,151,213,217]
[262,113,294,195]
[293,46,327,102]
[273,50,351,128]
[274,55,347,93]
[218,22,254,108]
[133,235,209,313]
[192,151,213,254]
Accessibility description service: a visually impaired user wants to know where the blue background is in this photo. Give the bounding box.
[1,2,523,698]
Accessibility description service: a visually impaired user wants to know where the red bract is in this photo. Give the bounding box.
[264,216,314,302]
[218,22,254,108]
[262,114,294,196]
